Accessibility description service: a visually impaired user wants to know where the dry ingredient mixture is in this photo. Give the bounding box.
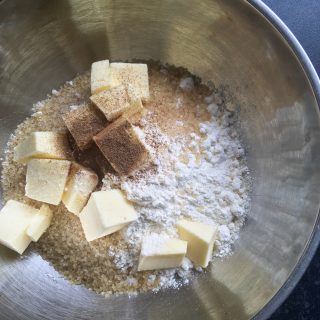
[1,63,250,295]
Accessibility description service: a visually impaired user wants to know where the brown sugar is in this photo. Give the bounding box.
[93,118,150,176]
[90,85,144,121]
[63,103,107,151]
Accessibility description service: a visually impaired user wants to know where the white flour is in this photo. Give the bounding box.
[102,94,250,290]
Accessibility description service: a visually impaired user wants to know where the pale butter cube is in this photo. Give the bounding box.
[79,190,138,241]
[138,234,187,271]
[177,219,218,268]
[26,159,71,205]
[0,200,39,254]
[91,60,112,94]
[14,131,71,163]
[90,85,143,121]
[62,163,98,215]
[110,63,149,101]
[26,204,53,242]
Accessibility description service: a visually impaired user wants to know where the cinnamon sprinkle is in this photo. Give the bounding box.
[94,119,150,176]
[63,103,107,151]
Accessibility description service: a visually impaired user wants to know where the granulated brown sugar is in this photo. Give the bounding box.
[1,62,250,295]
[146,65,211,137]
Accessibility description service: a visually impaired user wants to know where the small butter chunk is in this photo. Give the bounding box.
[79,190,138,242]
[26,204,53,242]
[0,200,39,254]
[120,100,146,124]
[25,159,71,205]
[93,118,150,176]
[110,63,149,101]
[91,59,112,94]
[62,163,98,215]
[177,219,218,268]
[63,104,106,151]
[14,131,71,163]
[138,234,187,271]
[90,85,144,121]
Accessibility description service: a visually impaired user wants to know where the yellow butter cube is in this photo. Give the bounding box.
[14,131,71,163]
[79,190,138,242]
[110,62,149,101]
[0,200,39,254]
[177,219,218,268]
[138,234,187,271]
[90,85,143,121]
[91,59,112,94]
[25,159,71,205]
[26,204,53,242]
[62,163,98,215]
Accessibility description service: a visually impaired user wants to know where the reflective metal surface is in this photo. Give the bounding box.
[0,0,319,319]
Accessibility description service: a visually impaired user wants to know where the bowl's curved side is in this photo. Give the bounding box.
[248,1,320,319]
[0,1,320,320]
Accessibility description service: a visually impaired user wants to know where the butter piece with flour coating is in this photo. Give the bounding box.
[138,234,187,271]
[177,219,218,268]
[79,190,138,242]
[91,59,112,94]
[14,131,71,163]
[0,200,38,254]
[62,163,98,215]
[25,159,71,205]
[26,204,53,242]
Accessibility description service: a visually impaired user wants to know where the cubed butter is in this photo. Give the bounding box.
[63,104,106,151]
[0,200,39,254]
[177,219,218,268]
[26,204,53,242]
[110,62,149,101]
[91,59,112,94]
[62,163,98,215]
[25,159,71,205]
[93,118,150,176]
[79,190,138,241]
[120,100,147,124]
[138,234,187,271]
[90,84,144,121]
[14,131,71,163]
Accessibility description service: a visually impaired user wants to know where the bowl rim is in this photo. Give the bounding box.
[248,1,320,319]
[0,1,319,319]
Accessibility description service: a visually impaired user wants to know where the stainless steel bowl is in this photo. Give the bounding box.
[0,0,319,319]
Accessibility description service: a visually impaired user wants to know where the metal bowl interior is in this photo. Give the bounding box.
[0,0,320,319]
